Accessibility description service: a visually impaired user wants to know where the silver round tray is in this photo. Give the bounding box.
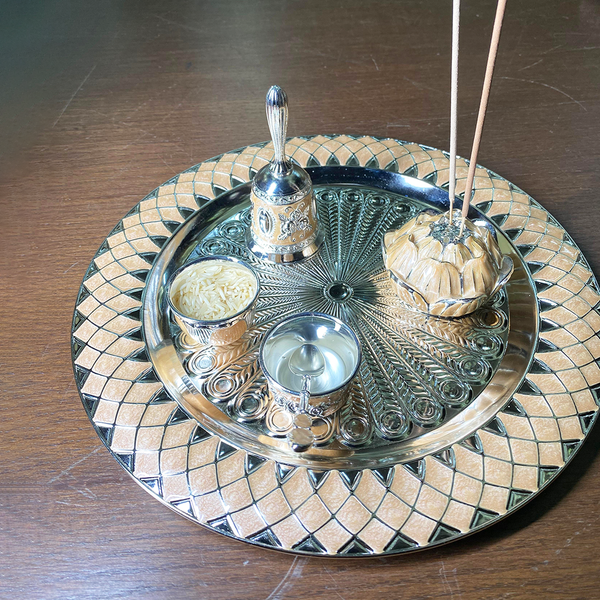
[72,135,600,556]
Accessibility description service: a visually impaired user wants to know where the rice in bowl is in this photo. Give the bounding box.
[170,258,258,322]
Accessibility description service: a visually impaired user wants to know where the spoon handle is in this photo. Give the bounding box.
[288,375,315,453]
[299,375,311,413]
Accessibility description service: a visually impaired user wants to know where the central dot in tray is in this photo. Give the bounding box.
[324,281,354,303]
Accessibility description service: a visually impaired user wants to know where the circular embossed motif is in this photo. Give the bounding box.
[258,207,273,236]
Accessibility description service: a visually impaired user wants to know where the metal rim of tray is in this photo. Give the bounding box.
[145,170,530,469]
[71,135,600,556]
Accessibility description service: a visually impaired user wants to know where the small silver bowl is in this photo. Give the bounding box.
[167,256,260,346]
[259,312,362,418]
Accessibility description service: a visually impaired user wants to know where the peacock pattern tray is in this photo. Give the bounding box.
[72,135,600,556]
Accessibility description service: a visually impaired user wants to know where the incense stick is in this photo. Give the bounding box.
[448,0,460,225]
[461,0,508,231]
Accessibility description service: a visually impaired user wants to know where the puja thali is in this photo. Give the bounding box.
[72,135,600,556]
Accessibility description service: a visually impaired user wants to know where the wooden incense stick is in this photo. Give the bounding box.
[448,0,460,225]
[460,0,508,232]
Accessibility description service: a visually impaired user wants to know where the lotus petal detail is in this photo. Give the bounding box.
[383,209,514,317]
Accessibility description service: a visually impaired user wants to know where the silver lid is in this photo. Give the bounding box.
[251,86,312,205]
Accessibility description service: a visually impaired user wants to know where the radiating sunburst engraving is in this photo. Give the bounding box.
[174,186,509,451]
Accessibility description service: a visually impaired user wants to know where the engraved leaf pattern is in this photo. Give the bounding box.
[180,187,509,448]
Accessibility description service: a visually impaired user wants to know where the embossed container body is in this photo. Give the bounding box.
[383,209,514,318]
[248,86,323,263]
[167,256,260,346]
[249,170,323,262]
[259,312,361,418]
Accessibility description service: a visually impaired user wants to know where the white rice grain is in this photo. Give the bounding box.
[171,260,256,321]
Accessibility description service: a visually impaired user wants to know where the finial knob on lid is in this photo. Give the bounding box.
[248,86,322,263]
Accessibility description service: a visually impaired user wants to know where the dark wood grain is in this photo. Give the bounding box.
[2,0,600,598]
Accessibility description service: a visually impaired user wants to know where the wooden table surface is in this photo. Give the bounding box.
[2,0,600,598]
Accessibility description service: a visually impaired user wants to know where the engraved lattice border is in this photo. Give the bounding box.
[71,135,600,556]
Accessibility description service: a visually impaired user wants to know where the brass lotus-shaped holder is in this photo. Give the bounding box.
[383,209,513,318]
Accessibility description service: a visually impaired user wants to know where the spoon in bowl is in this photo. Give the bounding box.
[286,343,325,452]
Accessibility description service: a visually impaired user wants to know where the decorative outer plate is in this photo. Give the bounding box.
[72,135,600,556]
